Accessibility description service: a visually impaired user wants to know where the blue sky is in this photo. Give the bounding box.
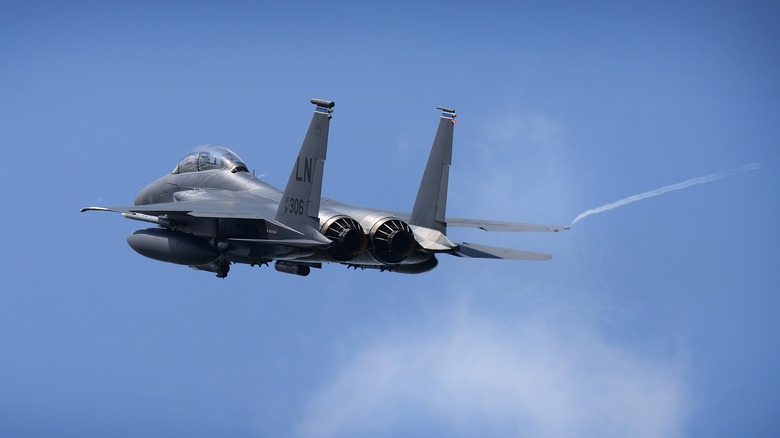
[1,1,778,437]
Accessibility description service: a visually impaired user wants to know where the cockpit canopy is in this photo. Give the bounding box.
[172,145,248,174]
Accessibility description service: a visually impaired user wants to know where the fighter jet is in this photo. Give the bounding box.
[82,98,568,278]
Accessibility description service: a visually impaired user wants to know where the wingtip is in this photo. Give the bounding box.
[80,206,111,213]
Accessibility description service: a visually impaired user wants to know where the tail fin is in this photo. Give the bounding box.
[410,107,456,233]
[275,99,334,229]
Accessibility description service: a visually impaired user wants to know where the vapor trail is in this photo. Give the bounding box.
[571,163,761,226]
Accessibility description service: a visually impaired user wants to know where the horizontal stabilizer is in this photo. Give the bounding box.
[446,217,569,232]
[454,242,552,260]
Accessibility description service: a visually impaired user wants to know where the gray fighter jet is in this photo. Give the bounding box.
[82,99,568,278]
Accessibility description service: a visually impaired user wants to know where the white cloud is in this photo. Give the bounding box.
[295,305,689,438]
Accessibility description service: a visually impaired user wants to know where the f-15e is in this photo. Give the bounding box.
[82,99,567,278]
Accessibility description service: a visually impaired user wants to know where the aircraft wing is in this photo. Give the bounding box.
[445,217,569,232]
[81,190,279,220]
[453,242,552,260]
[81,189,311,237]
[82,201,274,220]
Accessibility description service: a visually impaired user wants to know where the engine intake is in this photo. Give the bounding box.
[320,215,368,261]
[369,218,416,264]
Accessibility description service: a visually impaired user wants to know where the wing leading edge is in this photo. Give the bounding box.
[445,217,569,232]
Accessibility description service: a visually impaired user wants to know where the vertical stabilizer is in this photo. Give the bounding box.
[410,107,456,233]
[275,99,335,230]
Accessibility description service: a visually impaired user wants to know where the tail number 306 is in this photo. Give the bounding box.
[284,197,306,215]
